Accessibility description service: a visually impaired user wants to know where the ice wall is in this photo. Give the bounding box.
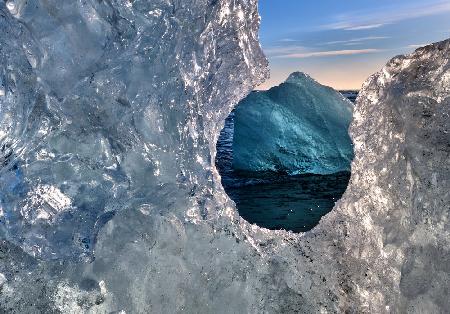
[327,40,450,311]
[0,0,268,260]
[0,0,448,312]
[233,72,354,175]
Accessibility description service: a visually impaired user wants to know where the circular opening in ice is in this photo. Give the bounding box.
[215,89,355,233]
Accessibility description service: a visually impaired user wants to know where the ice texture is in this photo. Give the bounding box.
[0,0,267,261]
[0,0,449,312]
[232,72,354,174]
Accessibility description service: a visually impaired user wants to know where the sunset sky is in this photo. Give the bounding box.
[257,0,450,90]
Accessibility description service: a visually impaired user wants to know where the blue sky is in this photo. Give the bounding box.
[257,0,450,90]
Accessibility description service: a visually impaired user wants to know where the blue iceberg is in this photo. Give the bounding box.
[233,72,354,175]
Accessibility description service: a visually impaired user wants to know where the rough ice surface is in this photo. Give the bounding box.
[0,0,449,313]
[233,72,354,174]
[0,0,267,262]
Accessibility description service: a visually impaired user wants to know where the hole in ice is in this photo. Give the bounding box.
[216,85,356,233]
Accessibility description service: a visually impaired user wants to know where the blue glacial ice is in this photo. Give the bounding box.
[233,72,354,175]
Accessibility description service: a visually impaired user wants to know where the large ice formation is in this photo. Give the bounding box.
[233,72,354,174]
[0,0,267,261]
[0,0,449,312]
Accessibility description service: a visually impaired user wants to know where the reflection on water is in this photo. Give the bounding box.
[216,109,351,233]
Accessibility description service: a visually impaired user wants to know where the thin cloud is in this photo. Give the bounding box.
[344,24,385,31]
[279,38,298,42]
[274,49,382,59]
[342,42,361,46]
[407,44,429,49]
[321,1,450,31]
[322,36,389,45]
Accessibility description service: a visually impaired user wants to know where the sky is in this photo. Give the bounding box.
[257,0,450,90]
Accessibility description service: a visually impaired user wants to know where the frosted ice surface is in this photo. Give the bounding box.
[233,72,354,174]
[0,0,449,312]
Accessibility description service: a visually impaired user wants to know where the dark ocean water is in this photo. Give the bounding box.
[216,93,356,233]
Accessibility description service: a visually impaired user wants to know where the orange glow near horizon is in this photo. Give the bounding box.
[256,57,389,91]
[256,0,450,92]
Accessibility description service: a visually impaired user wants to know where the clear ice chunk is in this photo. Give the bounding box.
[233,72,354,175]
[0,0,448,312]
[0,0,267,261]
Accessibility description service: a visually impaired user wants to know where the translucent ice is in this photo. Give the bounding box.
[0,0,267,261]
[0,0,448,312]
[233,72,354,175]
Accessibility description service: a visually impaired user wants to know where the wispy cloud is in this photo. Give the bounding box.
[344,24,385,31]
[324,23,387,31]
[321,1,450,31]
[274,49,382,59]
[322,36,389,46]
[407,44,429,49]
[279,38,298,42]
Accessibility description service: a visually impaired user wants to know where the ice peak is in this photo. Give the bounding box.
[285,71,315,84]
[233,72,354,175]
